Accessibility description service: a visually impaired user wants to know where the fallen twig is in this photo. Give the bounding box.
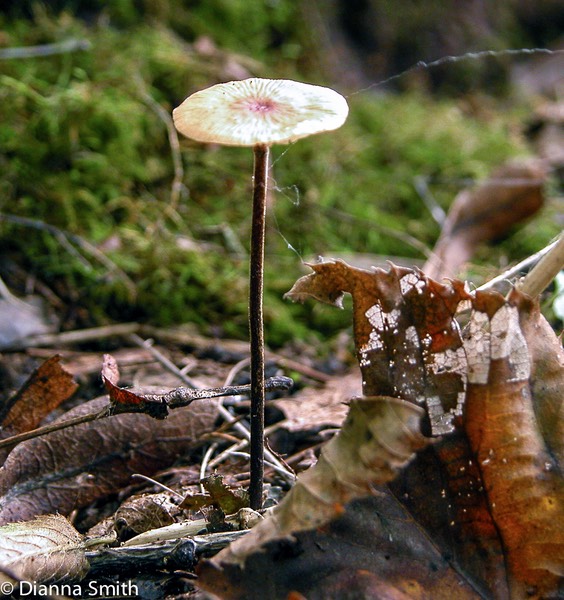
[85,530,250,575]
[478,235,564,294]
[0,39,91,59]
[517,232,564,297]
[0,377,293,451]
[128,333,198,388]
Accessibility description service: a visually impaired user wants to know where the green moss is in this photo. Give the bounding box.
[0,7,558,348]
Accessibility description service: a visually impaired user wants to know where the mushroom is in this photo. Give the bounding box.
[173,77,348,508]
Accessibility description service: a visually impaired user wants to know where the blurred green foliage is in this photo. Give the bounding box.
[0,2,559,347]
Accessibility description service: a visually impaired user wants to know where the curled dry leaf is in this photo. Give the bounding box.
[114,492,178,542]
[516,292,564,466]
[197,396,428,595]
[0,355,78,464]
[180,473,249,514]
[423,158,546,280]
[0,395,218,525]
[0,514,87,583]
[102,353,168,419]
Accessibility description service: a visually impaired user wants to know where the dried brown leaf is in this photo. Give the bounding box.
[0,395,218,525]
[287,261,563,598]
[514,291,564,467]
[423,159,546,279]
[198,396,427,578]
[0,514,87,583]
[102,353,169,419]
[272,370,360,433]
[180,474,249,514]
[114,492,178,541]
[0,356,77,463]
[198,494,481,600]
[464,289,564,599]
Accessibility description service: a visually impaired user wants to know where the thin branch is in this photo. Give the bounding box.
[0,39,91,59]
[0,213,136,298]
[140,376,293,409]
[0,407,109,451]
[517,233,564,297]
[0,377,292,451]
[413,175,446,226]
[135,78,186,220]
[128,333,198,388]
[478,235,563,294]
[129,474,184,500]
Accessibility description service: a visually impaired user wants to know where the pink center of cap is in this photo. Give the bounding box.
[245,98,276,113]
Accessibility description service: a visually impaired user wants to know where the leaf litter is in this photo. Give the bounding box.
[1,255,561,599]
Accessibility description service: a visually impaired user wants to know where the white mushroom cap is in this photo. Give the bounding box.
[173,78,348,147]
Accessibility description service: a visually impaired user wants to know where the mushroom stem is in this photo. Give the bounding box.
[249,143,269,510]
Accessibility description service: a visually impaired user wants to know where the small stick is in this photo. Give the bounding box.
[478,235,563,293]
[129,474,184,500]
[199,443,218,491]
[0,39,91,59]
[128,333,197,388]
[141,375,292,408]
[517,233,564,297]
[0,408,109,450]
[0,377,292,451]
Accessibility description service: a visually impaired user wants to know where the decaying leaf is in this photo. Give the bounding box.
[197,396,428,595]
[286,260,469,435]
[272,370,359,433]
[464,289,564,598]
[279,260,562,599]
[198,494,481,600]
[114,492,178,541]
[181,474,249,514]
[0,355,78,463]
[0,394,218,525]
[102,353,169,419]
[517,292,564,467]
[423,158,546,279]
[0,514,87,583]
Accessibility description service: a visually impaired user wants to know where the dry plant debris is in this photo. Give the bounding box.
[196,261,563,600]
[0,259,561,599]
